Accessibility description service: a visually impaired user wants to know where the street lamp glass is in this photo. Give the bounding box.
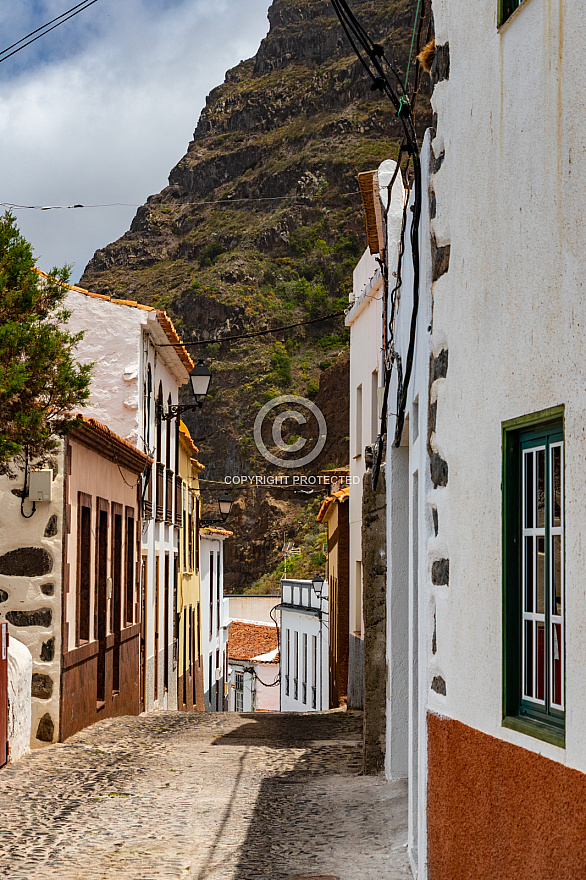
[189,360,211,398]
[312,573,324,596]
[218,492,233,519]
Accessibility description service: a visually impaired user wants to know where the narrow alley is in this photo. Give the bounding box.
[0,711,410,880]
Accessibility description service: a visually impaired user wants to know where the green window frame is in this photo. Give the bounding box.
[502,407,565,747]
[498,0,525,27]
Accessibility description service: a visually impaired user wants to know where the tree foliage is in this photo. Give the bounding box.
[0,212,91,471]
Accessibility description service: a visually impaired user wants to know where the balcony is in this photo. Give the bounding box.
[143,465,153,519]
[155,463,164,521]
[165,469,174,524]
[280,578,325,612]
[174,476,183,528]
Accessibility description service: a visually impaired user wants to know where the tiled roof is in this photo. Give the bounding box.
[317,485,350,522]
[34,267,194,373]
[200,527,233,537]
[228,621,279,663]
[71,414,151,473]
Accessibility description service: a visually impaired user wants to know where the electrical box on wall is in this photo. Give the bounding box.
[29,469,53,503]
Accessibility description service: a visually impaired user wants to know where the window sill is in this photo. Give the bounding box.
[502,715,565,749]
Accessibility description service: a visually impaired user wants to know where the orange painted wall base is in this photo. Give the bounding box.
[427,712,586,880]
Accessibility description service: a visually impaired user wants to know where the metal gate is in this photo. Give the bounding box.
[0,623,8,768]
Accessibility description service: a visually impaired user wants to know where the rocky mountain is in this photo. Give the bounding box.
[80,0,431,592]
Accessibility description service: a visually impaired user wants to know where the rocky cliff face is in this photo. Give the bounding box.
[80,0,431,592]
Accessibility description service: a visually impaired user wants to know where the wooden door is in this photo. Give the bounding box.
[96,508,108,705]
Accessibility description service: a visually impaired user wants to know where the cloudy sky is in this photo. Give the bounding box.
[0,0,270,282]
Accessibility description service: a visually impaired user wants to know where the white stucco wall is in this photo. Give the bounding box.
[384,134,433,877]
[7,637,32,763]
[200,534,230,711]
[228,596,280,627]
[280,579,328,712]
[346,166,405,659]
[430,0,586,772]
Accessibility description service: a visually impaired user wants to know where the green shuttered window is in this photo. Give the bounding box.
[502,409,565,746]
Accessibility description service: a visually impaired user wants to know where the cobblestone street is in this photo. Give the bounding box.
[0,710,410,880]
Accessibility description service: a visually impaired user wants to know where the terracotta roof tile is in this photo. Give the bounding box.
[317,485,350,522]
[71,413,151,473]
[228,621,279,663]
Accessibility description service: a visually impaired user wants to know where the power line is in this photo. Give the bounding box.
[158,309,347,348]
[0,191,361,211]
[0,1,100,65]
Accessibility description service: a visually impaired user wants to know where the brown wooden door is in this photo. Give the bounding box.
[0,623,8,767]
[96,508,108,705]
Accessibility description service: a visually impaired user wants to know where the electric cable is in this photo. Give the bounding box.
[0,191,360,211]
[157,309,347,348]
[0,1,100,65]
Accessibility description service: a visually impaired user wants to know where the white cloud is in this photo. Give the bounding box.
[0,0,270,281]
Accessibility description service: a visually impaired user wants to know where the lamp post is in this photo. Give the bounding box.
[157,359,211,421]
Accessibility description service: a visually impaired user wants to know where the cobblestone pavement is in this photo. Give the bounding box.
[0,710,410,880]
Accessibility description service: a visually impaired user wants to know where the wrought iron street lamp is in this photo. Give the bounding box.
[158,359,211,421]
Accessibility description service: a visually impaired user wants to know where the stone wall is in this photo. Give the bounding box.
[362,467,387,774]
[0,451,65,748]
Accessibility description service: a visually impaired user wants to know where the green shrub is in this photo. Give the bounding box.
[270,341,292,386]
[307,378,319,399]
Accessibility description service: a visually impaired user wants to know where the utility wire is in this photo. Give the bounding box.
[0,191,360,211]
[0,1,100,65]
[157,309,347,348]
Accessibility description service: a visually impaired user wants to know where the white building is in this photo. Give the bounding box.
[200,528,231,711]
[378,143,433,877]
[279,578,328,712]
[412,1,586,877]
[50,273,193,713]
[345,165,404,711]
[228,620,280,712]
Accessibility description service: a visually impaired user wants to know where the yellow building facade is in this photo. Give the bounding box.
[177,422,205,711]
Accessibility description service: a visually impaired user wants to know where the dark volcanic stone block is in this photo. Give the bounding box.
[431,675,446,696]
[36,713,54,742]
[32,673,54,699]
[0,589,7,603]
[0,548,53,577]
[41,638,55,662]
[432,558,450,586]
[40,582,55,596]
[6,608,52,628]
[430,452,448,488]
[44,515,58,537]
